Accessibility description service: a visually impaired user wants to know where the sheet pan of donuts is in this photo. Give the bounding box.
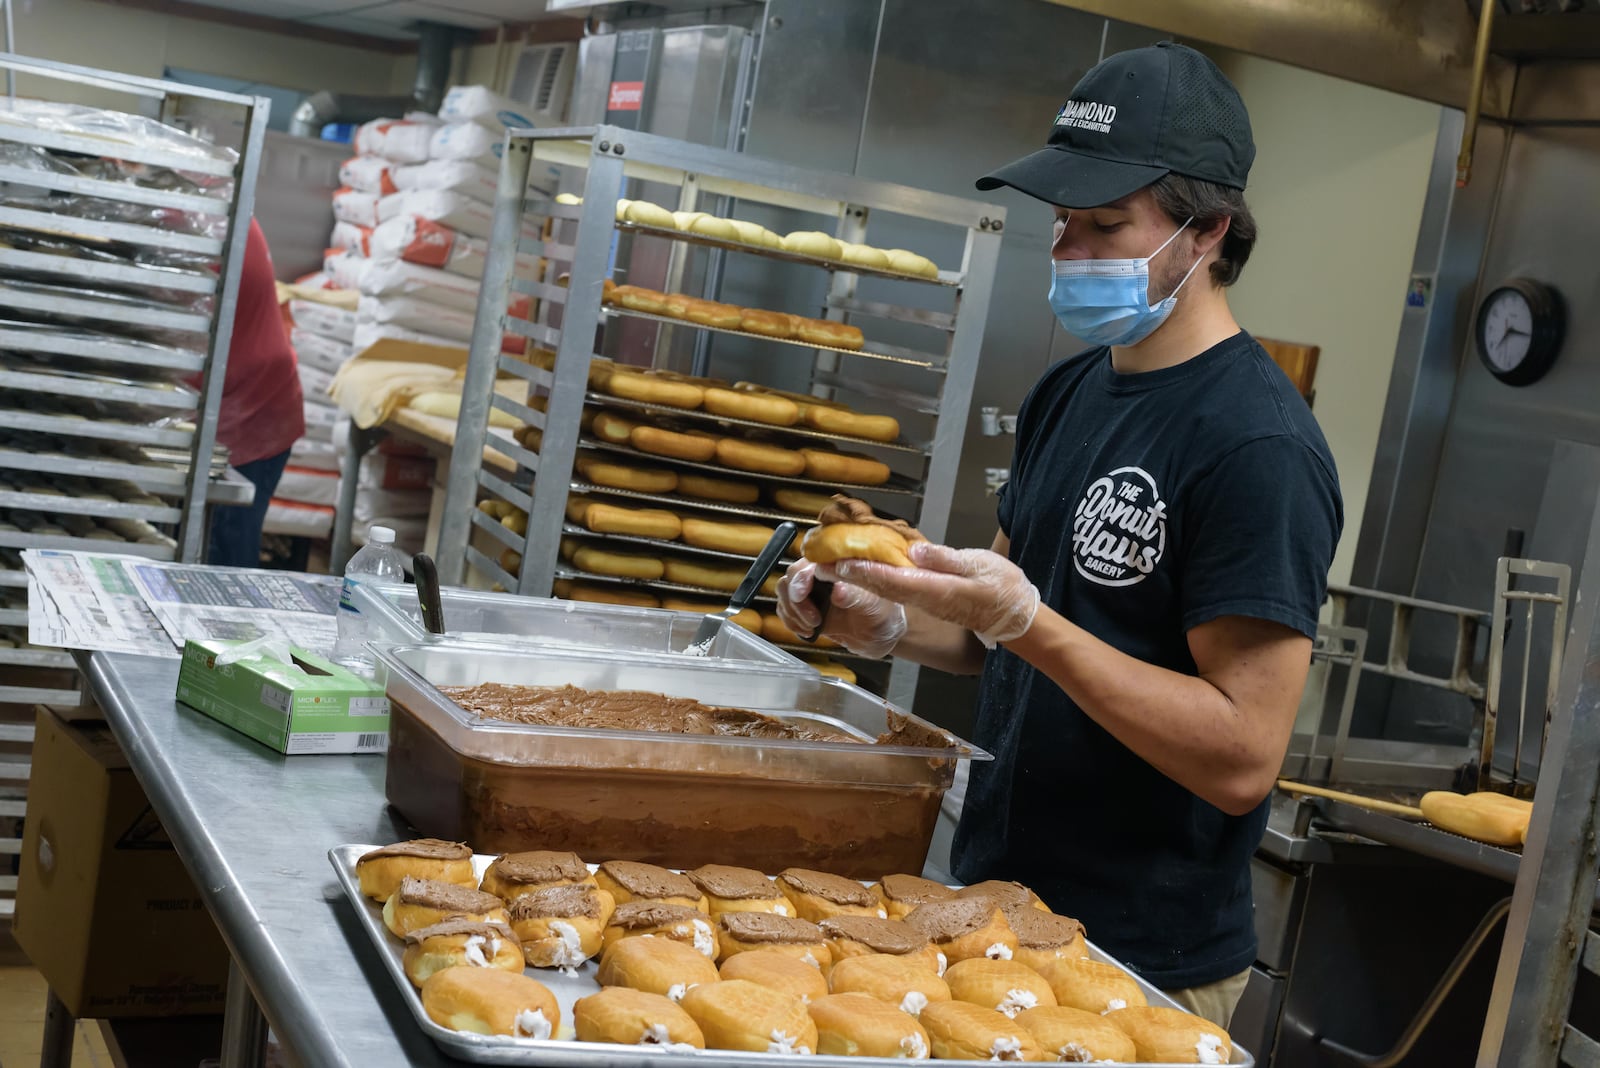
[562,194,944,283]
[332,841,1249,1065]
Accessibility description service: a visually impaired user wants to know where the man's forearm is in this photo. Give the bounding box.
[890,606,988,675]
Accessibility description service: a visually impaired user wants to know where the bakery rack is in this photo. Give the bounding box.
[433,125,1002,705]
[0,53,267,698]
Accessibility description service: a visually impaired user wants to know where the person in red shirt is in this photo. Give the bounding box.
[205,218,305,566]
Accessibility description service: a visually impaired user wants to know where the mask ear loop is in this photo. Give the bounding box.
[1146,216,1205,310]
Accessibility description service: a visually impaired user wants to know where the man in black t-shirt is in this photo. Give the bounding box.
[776,42,1342,1027]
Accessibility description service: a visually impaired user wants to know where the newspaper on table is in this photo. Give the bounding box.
[24,550,341,658]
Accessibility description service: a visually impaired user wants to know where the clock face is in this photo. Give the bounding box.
[1481,289,1534,373]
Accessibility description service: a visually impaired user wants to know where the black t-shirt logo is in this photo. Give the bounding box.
[1072,465,1167,587]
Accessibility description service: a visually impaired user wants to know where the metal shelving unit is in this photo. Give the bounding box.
[435,124,1002,704]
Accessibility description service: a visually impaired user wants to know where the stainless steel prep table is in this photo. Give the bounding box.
[81,650,456,1068]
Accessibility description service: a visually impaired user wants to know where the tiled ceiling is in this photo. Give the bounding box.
[179,0,555,40]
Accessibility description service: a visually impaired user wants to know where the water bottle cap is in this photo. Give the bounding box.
[369,525,396,545]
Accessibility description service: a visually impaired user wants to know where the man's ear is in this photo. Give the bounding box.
[1192,214,1232,259]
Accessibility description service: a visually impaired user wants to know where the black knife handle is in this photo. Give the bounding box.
[412,553,446,635]
[731,521,798,612]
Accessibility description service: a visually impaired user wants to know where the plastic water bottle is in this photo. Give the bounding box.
[332,525,406,676]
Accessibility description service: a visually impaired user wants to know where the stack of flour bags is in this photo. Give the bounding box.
[324,85,558,357]
[266,293,358,541]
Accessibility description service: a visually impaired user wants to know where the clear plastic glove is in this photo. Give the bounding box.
[775,558,908,659]
[829,542,1040,649]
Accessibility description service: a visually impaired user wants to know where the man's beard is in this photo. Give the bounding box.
[1148,241,1197,305]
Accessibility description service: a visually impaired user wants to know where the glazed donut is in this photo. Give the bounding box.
[885,249,940,279]
[581,502,683,541]
[803,523,914,569]
[1005,907,1088,971]
[802,405,901,443]
[819,915,942,975]
[594,860,706,910]
[570,545,664,580]
[794,318,865,351]
[603,902,719,960]
[685,299,744,330]
[507,884,616,970]
[383,877,510,938]
[402,919,524,987]
[943,957,1057,1019]
[680,979,816,1055]
[826,953,952,1015]
[739,308,796,339]
[776,868,887,923]
[681,518,779,556]
[624,201,677,229]
[716,912,832,970]
[902,898,1019,966]
[357,839,475,902]
[703,387,801,427]
[419,967,560,1039]
[590,410,639,445]
[714,438,806,477]
[957,881,1052,914]
[662,292,695,320]
[809,992,932,1059]
[553,581,660,608]
[611,286,668,315]
[663,558,749,593]
[805,656,857,684]
[574,457,679,494]
[574,987,707,1050]
[918,1000,1044,1062]
[1035,957,1147,1016]
[1103,1005,1232,1065]
[676,472,760,504]
[720,949,830,1004]
[771,487,838,518]
[838,242,893,270]
[630,425,720,463]
[596,931,721,1001]
[800,448,891,485]
[662,599,762,633]
[687,864,794,920]
[781,231,843,260]
[1014,1006,1137,1064]
[763,614,838,649]
[480,849,596,904]
[603,372,705,411]
[874,873,957,921]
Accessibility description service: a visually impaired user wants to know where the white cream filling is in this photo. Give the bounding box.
[996,989,1038,1018]
[463,934,496,968]
[988,1036,1024,1061]
[691,918,715,958]
[936,952,948,977]
[802,951,820,969]
[514,1008,552,1040]
[1196,1033,1227,1064]
[899,1031,928,1059]
[1057,1041,1092,1063]
[1103,998,1127,1014]
[639,1022,697,1053]
[773,901,792,917]
[877,907,889,919]
[666,983,688,1003]
[899,991,929,1017]
[548,920,586,974]
[985,942,1013,961]
[768,1029,810,1055]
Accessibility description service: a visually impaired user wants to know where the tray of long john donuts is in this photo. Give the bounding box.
[331,840,1252,1065]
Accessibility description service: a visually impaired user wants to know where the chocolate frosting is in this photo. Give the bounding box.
[609,901,706,930]
[879,873,956,905]
[509,884,607,920]
[818,495,926,544]
[488,850,589,886]
[902,898,1002,941]
[397,876,503,914]
[360,838,471,863]
[819,916,929,954]
[1003,907,1084,950]
[688,864,782,900]
[403,919,516,945]
[718,911,825,945]
[957,880,1042,910]
[778,867,877,907]
[601,861,700,901]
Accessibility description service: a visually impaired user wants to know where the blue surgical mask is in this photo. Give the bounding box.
[1048,217,1201,348]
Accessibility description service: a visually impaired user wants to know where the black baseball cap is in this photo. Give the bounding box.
[977,42,1254,209]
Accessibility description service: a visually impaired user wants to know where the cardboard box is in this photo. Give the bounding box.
[175,640,389,755]
[14,708,230,1018]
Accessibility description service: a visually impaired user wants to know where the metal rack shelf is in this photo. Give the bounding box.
[569,481,819,526]
[581,390,928,455]
[0,410,193,449]
[0,279,212,335]
[0,489,180,524]
[559,524,800,567]
[594,305,946,371]
[0,366,198,409]
[0,247,216,296]
[0,321,205,374]
[552,563,779,605]
[0,530,174,558]
[575,437,923,496]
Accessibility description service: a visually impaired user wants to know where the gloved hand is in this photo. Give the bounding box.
[828,542,1040,649]
[775,558,908,659]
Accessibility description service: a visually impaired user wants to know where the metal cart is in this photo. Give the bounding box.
[432,124,1003,705]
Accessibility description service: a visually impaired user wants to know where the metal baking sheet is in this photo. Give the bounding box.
[0,320,204,373]
[327,845,1254,1067]
[0,410,193,449]
[553,564,779,606]
[0,568,25,588]
[0,246,216,296]
[582,391,929,457]
[0,489,180,523]
[561,525,800,568]
[0,162,228,218]
[0,446,190,489]
[0,528,174,559]
[0,646,75,669]
[0,279,212,334]
[569,482,821,527]
[600,306,946,372]
[0,204,223,257]
[0,365,199,410]
[0,125,235,180]
[576,439,923,498]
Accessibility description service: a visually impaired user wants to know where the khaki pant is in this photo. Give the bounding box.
[1167,967,1252,1029]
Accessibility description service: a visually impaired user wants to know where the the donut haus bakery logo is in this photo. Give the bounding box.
[1072,466,1166,587]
